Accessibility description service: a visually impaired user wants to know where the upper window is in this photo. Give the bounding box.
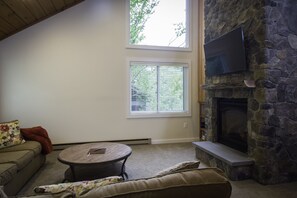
[127,0,190,50]
[128,59,191,118]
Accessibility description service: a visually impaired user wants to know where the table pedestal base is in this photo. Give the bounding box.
[64,162,128,182]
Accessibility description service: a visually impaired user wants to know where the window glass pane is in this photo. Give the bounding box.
[129,0,188,48]
[129,61,189,117]
[130,64,157,112]
[159,66,184,111]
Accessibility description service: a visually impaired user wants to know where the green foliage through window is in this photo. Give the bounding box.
[129,0,160,45]
[129,0,188,48]
[130,62,188,114]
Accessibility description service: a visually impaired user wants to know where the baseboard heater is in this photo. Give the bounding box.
[53,138,152,150]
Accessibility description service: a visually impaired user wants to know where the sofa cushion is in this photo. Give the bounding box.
[155,161,200,177]
[34,176,123,197]
[81,168,232,198]
[0,163,17,186]
[0,120,25,149]
[0,150,34,170]
[0,141,42,156]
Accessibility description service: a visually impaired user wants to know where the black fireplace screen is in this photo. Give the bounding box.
[217,98,248,153]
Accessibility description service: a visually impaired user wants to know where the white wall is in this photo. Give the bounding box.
[0,0,199,144]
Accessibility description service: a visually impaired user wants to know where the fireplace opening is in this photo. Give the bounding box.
[217,98,248,153]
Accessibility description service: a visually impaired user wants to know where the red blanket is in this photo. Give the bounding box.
[20,126,53,154]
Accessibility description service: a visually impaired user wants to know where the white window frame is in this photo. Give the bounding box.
[127,58,191,118]
[126,0,192,52]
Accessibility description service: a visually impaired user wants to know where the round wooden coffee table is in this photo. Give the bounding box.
[58,142,132,181]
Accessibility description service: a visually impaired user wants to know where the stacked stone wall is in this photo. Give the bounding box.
[204,0,297,184]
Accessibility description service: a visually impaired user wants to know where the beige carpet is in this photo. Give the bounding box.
[18,143,297,198]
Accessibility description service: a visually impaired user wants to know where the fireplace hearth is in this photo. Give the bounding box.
[217,98,248,153]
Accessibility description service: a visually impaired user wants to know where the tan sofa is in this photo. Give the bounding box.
[0,141,46,196]
[81,168,232,198]
[18,167,232,198]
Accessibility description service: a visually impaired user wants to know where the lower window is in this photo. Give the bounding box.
[128,59,191,118]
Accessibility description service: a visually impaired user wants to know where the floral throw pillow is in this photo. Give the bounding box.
[34,176,123,196]
[0,120,25,149]
[155,161,200,177]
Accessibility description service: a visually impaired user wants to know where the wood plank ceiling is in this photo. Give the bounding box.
[0,0,84,41]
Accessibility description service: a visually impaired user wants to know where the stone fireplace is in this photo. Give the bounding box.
[194,0,297,184]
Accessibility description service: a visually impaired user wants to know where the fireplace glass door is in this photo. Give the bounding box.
[217,98,248,153]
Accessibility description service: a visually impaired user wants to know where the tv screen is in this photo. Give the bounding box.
[204,27,247,77]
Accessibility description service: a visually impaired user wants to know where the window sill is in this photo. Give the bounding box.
[126,44,192,52]
[127,112,191,119]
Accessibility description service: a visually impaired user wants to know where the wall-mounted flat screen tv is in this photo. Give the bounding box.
[204,27,247,77]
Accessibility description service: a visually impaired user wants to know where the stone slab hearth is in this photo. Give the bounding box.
[193,141,254,181]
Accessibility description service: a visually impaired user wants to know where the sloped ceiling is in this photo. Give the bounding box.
[0,0,85,41]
